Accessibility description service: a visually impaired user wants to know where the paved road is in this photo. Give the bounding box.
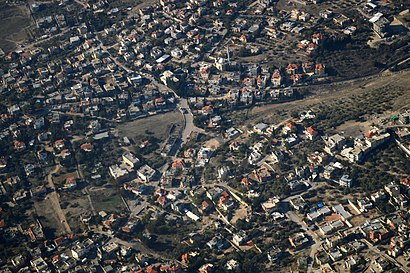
[177,98,205,144]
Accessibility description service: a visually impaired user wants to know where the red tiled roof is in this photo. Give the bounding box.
[66,176,77,184]
[306,126,317,135]
[287,63,298,70]
[202,105,213,111]
[400,178,410,186]
[172,159,185,168]
[80,143,93,151]
[316,63,325,70]
[155,97,165,104]
[146,265,159,273]
[286,122,297,129]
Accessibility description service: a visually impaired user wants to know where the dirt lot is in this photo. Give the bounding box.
[231,204,248,224]
[204,138,223,150]
[60,192,91,233]
[117,111,184,144]
[334,120,374,138]
[0,2,34,52]
[89,186,126,214]
[34,197,67,236]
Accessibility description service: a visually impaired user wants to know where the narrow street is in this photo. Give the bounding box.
[363,239,410,272]
[286,210,321,273]
[93,230,177,263]
[281,183,322,272]
[178,98,196,144]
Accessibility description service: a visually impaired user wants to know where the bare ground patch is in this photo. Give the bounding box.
[34,197,66,236]
[53,169,79,188]
[60,192,91,233]
[0,3,34,52]
[89,186,126,214]
[117,110,184,144]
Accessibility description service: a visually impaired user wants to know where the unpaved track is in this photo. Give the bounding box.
[46,164,72,234]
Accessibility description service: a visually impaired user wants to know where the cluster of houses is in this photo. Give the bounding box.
[109,152,157,183]
[1,24,176,124]
[68,0,331,106]
[1,0,410,272]
[359,1,410,40]
[276,178,410,272]
[4,221,188,273]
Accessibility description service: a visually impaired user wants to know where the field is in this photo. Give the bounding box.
[89,185,126,214]
[118,110,184,144]
[0,2,34,52]
[239,70,410,127]
[60,192,91,233]
[33,197,66,237]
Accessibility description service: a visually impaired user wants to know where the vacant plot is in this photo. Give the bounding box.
[302,183,365,206]
[90,186,126,214]
[34,197,66,237]
[334,120,373,138]
[236,52,272,64]
[118,111,184,144]
[60,192,91,233]
[204,138,223,150]
[231,204,248,224]
[348,214,370,227]
[0,2,34,52]
[61,194,88,220]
